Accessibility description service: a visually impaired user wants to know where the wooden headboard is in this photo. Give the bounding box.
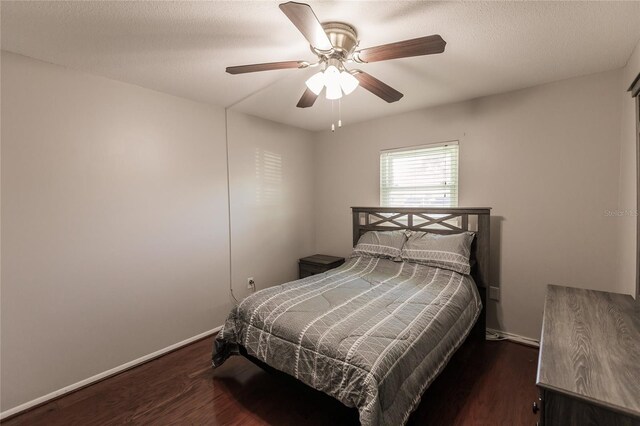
[351,207,491,289]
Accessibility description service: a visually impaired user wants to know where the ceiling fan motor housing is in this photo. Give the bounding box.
[318,22,358,58]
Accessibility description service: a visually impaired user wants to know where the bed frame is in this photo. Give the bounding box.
[233,206,491,416]
[351,206,491,340]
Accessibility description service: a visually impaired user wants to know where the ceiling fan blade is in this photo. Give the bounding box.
[279,2,333,51]
[352,71,403,103]
[354,35,446,63]
[296,88,318,108]
[226,61,306,75]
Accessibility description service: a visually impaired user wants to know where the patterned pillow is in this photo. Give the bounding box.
[352,230,407,261]
[401,231,475,274]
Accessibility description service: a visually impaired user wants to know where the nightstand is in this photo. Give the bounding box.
[299,254,345,279]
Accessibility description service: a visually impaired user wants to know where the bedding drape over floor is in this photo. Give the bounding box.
[214,256,481,426]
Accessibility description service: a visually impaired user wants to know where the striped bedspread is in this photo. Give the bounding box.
[213,256,481,426]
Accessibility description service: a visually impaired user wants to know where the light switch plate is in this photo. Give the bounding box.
[489,286,500,301]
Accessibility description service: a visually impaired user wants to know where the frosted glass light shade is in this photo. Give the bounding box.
[324,65,342,100]
[339,71,359,95]
[327,85,342,100]
[305,71,325,95]
[325,83,343,100]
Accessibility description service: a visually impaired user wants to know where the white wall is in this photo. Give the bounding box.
[2,43,635,414]
[227,111,315,299]
[313,69,624,340]
[618,39,640,298]
[0,52,315,413]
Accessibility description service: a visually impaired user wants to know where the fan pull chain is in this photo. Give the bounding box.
[331,100,335,132]
[338,98,342,128]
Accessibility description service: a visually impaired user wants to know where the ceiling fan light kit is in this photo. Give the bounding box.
[305,57,360,100]
[226,1,446,129]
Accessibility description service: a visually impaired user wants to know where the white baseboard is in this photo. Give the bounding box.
[0,326,222,420]
[487,327,540,348]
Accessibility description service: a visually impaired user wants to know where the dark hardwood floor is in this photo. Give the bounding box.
[3,337,539,425]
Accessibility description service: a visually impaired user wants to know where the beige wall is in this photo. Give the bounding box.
[2,43,636,414]
[0,52,315,413]
[227,111,315,300]
[313,69,624,340]
[618,39,640,298]
[0,51,229,411]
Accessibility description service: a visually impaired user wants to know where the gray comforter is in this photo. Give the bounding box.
[213,256,481,426]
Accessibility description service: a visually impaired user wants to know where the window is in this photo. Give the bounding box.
[380,142,458,207]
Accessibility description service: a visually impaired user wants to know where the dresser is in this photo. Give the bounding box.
[536,285,640,425]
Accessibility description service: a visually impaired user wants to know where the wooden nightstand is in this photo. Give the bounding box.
[299,254,345,279]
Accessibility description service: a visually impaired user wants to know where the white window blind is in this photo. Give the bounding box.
[380,142,459,207]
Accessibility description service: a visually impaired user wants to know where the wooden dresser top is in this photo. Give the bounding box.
[537,285,640,418]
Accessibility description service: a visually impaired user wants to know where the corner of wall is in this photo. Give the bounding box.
[224,110,318,298]
[310,130,323,254]
[616,38,640,297]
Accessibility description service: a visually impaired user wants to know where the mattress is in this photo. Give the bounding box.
[213,256,481,426]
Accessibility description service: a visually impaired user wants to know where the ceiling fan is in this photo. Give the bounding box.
[226,1,446,108]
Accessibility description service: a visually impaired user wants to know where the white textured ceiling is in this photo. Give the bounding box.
[2,1,640,131]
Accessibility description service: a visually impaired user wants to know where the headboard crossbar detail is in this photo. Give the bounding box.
[351,207,491,289]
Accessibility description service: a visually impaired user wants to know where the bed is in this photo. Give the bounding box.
[213,207,490,426]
